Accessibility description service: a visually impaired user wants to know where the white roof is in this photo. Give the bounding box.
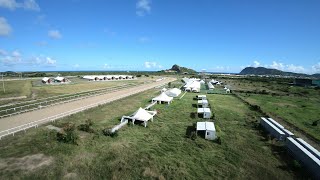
[161,88,167,91]
[197,108,211,113]
[198,100,208,104]
[197,95,206,98]
[132,107,154,121]
[166,88,181,97]
[42,77,50,81]
[83,75,95,80]
[54,76,65,81]
[152,92,173,102]
[197,122,216,131]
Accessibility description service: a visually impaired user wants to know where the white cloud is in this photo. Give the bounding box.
[103,64,111,69]
[269,61,285,71]
[48,30,62,39]
[144,61,162,69]
[0,17,12,36]
[0,49,7,55]
[252,61,260,67]
[12,50,21,57]
[45,57,56,65]
[246,60,309,74]
[136,0,151,16]
[138,36,150,43]
[312,62,320,73]
[0,0,40,11]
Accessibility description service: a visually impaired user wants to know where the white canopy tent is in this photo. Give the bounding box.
[42,77,51,84]
[54,76,67,83]
[161,88,167,93]
[152,92,173,104]
[121,107,157,127]
[196,95,207,100]
[165,88,182,97]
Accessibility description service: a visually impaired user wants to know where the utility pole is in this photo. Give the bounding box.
[1,74,5,93]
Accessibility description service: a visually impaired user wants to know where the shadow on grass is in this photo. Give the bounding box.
[192,104,197,108]
[185,124,195,137]
[269,143,311,179]
[190,112,196,119]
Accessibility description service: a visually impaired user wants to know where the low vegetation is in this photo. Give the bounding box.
[0,88,308,179]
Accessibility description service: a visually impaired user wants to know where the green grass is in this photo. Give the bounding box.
[0,80,32,99]
[240,93,320,141]
[0,90,307,179]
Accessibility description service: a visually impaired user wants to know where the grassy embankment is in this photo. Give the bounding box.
[0,90,307,179]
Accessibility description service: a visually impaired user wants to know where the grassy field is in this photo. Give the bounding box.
[0,80,32,99]
[239,93,320,141]
[0,89,307,179]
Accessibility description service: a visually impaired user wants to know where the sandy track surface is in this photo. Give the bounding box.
[0,78,175,132]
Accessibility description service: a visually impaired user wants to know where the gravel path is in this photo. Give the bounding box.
[0,78,175,132]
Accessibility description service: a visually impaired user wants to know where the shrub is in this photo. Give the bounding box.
[102,128,118,137]
[78,119,94,133]
[312,120,319,126]
[57,123,78,145]
[136,74,142,77]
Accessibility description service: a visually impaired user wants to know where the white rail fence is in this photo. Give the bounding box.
[0,83,139,118]
[0,80,172,140]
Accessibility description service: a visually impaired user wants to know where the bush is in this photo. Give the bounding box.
[102,128,118,137]
[57,123,78,145]
[78,119,94,133]
[136,74,142,77]
[312,120,319,126]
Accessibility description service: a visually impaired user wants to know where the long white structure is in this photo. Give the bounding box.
[286,137,320,179]
[183,78,201,92]
[296,138,320,160]
[207,82,214,90]
[196,122,216,140]
[268,118,284,129]
[260,117,286,141]
[83,75,134,81]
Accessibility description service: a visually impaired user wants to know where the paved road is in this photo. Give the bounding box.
[0,78,175,132]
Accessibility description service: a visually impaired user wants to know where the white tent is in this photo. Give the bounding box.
[54,76,67,83]
[165,88,181,97]
[200,80,205,84]
[226,89,231,93]
[196,122,216,140]
[121,107,157,127]
[42,77,51,84]
[161,88,167,93]
[207,82,214,90]
[152,92,173,104]
[83,75,95,81]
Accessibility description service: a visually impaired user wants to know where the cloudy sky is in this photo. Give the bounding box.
[0,0,320,74]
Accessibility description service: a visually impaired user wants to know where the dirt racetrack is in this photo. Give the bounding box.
[0,78,175,133]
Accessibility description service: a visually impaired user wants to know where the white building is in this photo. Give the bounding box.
[196,122,216,140]
[196,95,207,100]
[197,108,211,119]
[198,99,209,108]
[54,76,67,83]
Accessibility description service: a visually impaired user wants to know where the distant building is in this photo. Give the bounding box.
[294,78,312,87]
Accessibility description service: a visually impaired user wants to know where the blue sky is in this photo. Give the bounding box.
[0,0,320,73]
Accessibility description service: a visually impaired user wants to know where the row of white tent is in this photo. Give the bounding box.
[42,76,68,84]
[152,88,182,104]
[183,78,201,92]
[83,75,134,81]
